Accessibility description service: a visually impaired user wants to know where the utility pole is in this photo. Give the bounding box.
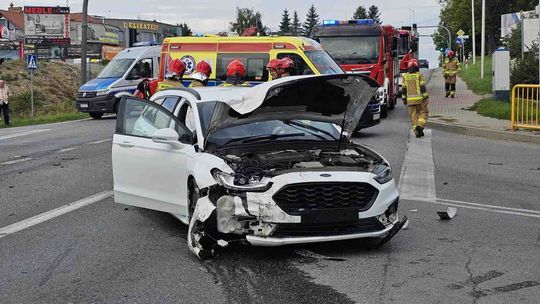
[81,0,89,85]
[472,0,476,64]
[480,0,485,79]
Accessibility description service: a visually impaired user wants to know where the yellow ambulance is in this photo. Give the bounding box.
[157,35,344,86]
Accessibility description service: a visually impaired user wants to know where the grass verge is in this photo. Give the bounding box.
[0,112,88,128]
[469,98,511,120]
[460,56,492,95]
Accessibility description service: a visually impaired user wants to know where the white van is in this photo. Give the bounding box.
[76,45,161,119]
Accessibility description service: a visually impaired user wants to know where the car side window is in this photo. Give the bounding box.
[216,53,269,81]
[277,53,314,76]
[118,97,192,143]
[161,97,179,112]
[129,58,153,80]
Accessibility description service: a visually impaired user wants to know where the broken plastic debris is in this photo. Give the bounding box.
[409,209,418,212]
[402,219,409,230]
[437,207,457,220]
[217,240,229,248]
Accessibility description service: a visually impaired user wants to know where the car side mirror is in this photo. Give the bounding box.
[392,37,398,52]
[151,128,184,149]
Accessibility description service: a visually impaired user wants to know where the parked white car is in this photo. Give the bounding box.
[112,74,406,259]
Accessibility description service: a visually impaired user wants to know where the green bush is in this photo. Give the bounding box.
[9,91,45,118]
[510,43,539,87]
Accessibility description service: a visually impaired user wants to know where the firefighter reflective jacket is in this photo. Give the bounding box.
[157,79,184,91]
[402,72,428,105]
[443,58,460,77]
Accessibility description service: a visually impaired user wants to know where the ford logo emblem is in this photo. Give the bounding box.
[320,174,332,177]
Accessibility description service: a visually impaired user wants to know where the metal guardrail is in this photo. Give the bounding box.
[511,85,540,131]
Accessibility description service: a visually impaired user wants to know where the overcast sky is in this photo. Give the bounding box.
[2,0,443,64]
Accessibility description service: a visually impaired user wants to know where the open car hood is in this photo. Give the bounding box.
[205,74,380,144]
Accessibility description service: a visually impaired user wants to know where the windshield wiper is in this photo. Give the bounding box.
[221,133,306,146]
[284,120,338,141]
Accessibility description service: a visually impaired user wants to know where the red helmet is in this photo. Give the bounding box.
[278,57,294,69]
[195,60,212,76]
[226,59,246,77]
[407,59,419,69]
[168,59,185,75]
[266,59,281,70]
[447,50,455,58]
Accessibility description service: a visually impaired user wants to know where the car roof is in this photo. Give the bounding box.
[114,46,161,60]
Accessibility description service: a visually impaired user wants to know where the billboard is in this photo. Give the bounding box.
[24,6,70,45]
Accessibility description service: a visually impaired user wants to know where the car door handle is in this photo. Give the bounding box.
[118,141,134,148]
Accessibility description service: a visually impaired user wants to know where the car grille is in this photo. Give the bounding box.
[77,91,97,98]
[274,217,385,237]
[272,182,379,215]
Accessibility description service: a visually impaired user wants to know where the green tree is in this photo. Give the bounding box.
[178,23,192,36]
[502,23,522,58]
[302,4,320,37]
[353,5,368,19]
[279,9,291,35]
[368,5,381,23]
[229,7,269,36]
[436,0,537,56]
[291,11,302,36]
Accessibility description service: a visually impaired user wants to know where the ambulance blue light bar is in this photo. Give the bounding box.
[323,20,339,26]
[322,19,376,26]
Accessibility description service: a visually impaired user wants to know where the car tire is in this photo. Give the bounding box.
[89,112,103,119]
[381,104,388,119]
[188,178,199,221]
[388,97,396,110]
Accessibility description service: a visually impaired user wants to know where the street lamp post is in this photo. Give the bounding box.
[81,0,89,85]
[472,0,476,64]
[480,0,485,79]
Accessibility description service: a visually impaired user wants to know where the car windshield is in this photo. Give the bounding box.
[206,120,341,148]
[97,59,135,79]
[303,50,343,74]
[318,36,380,64]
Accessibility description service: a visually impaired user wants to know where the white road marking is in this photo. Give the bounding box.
[398,129,539,219]
[88,139,112,145]
[0,191,113,239]
[56,147,78,153]
[398,129,436,202]
[0,129,51,141]
[1,157,33,165]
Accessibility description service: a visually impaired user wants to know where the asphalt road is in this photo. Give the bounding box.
[1,99,539,303]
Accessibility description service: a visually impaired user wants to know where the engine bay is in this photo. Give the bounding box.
[217,145,380,185]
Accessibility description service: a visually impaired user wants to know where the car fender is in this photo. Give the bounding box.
[187,153,233,190]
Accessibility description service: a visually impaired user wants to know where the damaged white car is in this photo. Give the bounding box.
[112,74,406,259]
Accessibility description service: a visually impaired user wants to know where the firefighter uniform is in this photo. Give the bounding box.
[157,79,184,91]
[219,81,252,87]
[188,80,205,88]
[402,72,429,137]
[443,57,460,98]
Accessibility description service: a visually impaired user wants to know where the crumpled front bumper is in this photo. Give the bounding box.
[246,224,395,247]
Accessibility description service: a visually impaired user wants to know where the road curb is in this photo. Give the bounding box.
[428,120,540,145]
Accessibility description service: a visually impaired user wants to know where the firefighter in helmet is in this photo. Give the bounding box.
[266,59,282,80]
[277,57,295,78]
[158,59,185,91]
[189,61,212,88]
[443,50,460,98]
[220,59,251,87]
[402,59,429,138]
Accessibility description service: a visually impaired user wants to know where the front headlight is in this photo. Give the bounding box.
[213,170,273,192]
[376,87,385,103]
[96,89,110,96]
[373,164,393,184]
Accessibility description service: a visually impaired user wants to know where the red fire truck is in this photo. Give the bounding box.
[312,19,400,118]
[398,26,419,72]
